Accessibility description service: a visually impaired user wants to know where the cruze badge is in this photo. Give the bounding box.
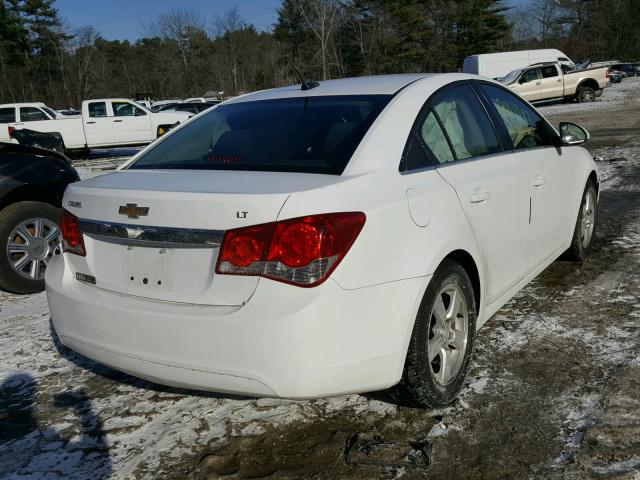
[119,203,149,219]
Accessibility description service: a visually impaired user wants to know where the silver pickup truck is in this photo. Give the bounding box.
[500,62,609,103]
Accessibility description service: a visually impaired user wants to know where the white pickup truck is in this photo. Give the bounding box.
[0,99,192,151]
[500,62,609,103]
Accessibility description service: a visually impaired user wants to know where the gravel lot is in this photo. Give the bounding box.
[1,78,640,480]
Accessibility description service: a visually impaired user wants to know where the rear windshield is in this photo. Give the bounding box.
[129,95,391,175]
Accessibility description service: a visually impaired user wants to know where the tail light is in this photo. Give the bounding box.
[8,126,15,137]
[216,212,366,287]
[61,209,86,256]
[606,69,610,78]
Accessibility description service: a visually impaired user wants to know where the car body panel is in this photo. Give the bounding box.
[0,142,79,209]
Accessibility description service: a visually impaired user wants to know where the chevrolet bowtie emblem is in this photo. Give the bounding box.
[118,203,149,219]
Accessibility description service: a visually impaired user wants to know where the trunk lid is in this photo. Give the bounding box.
[63,170,340,305]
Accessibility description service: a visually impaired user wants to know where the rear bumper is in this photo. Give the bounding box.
[46,255,428,398]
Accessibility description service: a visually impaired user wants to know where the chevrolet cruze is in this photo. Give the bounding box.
[46,74,598,407]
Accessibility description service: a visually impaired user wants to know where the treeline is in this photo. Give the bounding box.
[0,0,638,107]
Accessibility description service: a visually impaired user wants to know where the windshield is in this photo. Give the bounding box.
[129,95,391,175]
[501,69,524,84]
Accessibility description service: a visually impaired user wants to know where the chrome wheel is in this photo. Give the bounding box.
[7,218,60,281]
[581,90,595,102]
[580,190,596,249]
[427,283,469,385]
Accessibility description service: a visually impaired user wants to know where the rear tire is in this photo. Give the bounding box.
[391,260,476,408]
[576,87,596,103]
[568,181,598,261]
[0,202,61,294]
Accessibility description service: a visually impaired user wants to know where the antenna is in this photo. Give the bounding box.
[294,66,320,91]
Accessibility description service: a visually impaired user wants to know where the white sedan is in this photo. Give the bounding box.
[46,74,598,407]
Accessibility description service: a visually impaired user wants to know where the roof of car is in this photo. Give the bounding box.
[0,102,47,108]
[225,74,433,104]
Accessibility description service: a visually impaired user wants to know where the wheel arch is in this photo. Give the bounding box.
[577,78,600,93]
[0,185,61,212]
[443,249,481,315]
[588,169,599,193]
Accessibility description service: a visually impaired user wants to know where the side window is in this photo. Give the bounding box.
[0,108,16,123]
[480,84,553,150]
[112,102,146,117]
[541,66,558,78]
[20,107,48,122]
[420,111,454,164]
[42,106,57,118]
[431,85,502,161]
[520,69,540,84]
[401,109,454,171]
[88,102,107,118]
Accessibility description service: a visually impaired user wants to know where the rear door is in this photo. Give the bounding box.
[430,84,530,303]
[0,107,17,141]
[539,65,564,99]
[110,101,153,144]
[84,101,114,146]
[477,83,574,271]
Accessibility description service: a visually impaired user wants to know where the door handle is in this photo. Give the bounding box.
[470,189,491,204]
[113,119,123,122]
[532,175,546,187]
[535,81,541,85]
[556,79,562,83]
[86,121,96,124]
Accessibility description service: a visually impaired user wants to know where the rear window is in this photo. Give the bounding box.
[0,108,15,123]
[129,95,391,175]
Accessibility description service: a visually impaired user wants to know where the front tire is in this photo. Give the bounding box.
[0,202,61,294]
[392,260,477,408]
[568,181,598,261]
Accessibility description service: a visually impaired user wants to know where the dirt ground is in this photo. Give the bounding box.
[1,78,640,480]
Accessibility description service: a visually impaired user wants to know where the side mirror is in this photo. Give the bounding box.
[559,122,589,146]
[135,109,146,116]
[519,77,527,84]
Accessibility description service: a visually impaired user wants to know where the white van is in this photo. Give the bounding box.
[463,49,576,79]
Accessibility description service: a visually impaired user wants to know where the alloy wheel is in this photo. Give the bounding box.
[581,190,596,249]
[6,218,60,281]
[581,90,595,102]
[427,283,469,385]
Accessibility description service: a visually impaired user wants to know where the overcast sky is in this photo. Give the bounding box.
[56,0,530,41]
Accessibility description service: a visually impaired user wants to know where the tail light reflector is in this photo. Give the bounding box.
[216,212,366,287]
[61,209,86,256]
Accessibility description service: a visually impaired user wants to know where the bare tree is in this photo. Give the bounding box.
[532,0,566,47]
[213,7,247,94]
[505,7,537,48]
[146,9,205,68]
[71,26,99,104]
[294,0,343,80]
